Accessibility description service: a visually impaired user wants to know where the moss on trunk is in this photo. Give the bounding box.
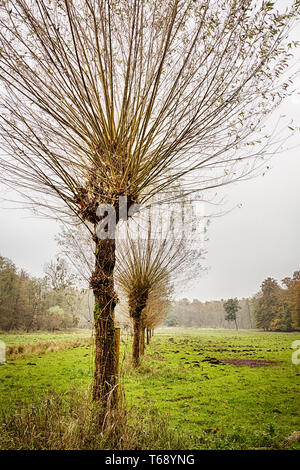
[90,236,118,407]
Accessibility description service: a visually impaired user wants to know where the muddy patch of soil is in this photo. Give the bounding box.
[201,357,281,367]
[166,395,194,402]
[223,358,281,367]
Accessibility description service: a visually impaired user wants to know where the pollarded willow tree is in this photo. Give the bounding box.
[139,286,170,354]
[142,290,170,346]
[0,0,299,408]
[116,218,202,366]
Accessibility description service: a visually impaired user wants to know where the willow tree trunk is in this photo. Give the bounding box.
[140,326,145,356]
[132,315,142,367]
[90,236,118,407]
[146,328,150,345]
[129,292,148,367]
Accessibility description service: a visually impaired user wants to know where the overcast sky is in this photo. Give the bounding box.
[0,1,299,302]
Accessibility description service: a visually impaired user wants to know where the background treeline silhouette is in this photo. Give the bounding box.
[0,255,93,331]
[165,297,255,329]
[1,253,299,332]
[254,271,300,331]
[165,270,300,331]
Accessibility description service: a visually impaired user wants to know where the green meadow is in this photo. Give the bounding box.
[0,329,90,345]
[0,328,299,449]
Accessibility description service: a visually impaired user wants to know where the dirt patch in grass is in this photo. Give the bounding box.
[202,357,281,367]
[165,395,194,402]
[223,358,281,367]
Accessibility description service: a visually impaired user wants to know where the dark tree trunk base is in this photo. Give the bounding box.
[132,316,141,367]
[90,236,119,414]
[140,326,145,356]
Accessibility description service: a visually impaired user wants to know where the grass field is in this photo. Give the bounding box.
[0,329,92,360]
[0,329,91,345]
[0,328,299,449]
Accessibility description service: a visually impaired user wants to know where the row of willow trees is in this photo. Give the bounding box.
[56,208,205,369]
[0,0,299,418]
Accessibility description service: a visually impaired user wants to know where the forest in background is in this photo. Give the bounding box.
[0,255,93,331]
[165,297,254,329]
[1,253,299,333]
[165,271,300,331]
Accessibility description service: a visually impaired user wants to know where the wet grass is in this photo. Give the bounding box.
[0,329,91,346]
[0,328,299,449]
[124,329,300,449]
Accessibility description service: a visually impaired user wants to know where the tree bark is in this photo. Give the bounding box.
[140,326,145,355]
[90,236,118,408]
[132,315,141,367]
[146,328,150,345]
[129,292,148,367]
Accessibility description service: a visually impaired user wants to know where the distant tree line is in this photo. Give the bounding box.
[254,271,300,331]
[2,253,299,334]
[165,270,300,331]
[0,255,93,331]
[165,297,254,329]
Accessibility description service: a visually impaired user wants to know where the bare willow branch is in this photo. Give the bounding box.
[0,0,298,219]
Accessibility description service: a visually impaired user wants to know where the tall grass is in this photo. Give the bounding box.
[0,387,186,450]
[6,337,92,361]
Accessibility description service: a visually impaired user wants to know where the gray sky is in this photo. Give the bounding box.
[0,1,299,302]
[187,148,300,301]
